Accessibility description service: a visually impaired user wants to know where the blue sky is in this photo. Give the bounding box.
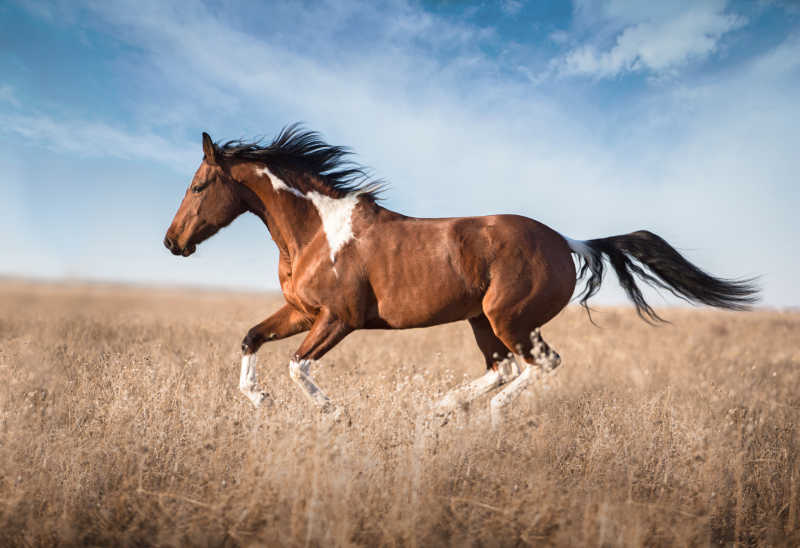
[2,0,799,307]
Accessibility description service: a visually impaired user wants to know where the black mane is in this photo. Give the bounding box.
[216,124,384,200]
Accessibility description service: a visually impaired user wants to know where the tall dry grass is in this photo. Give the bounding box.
[0,280,798,546]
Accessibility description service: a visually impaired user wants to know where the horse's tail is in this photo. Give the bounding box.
[563,231,759,323]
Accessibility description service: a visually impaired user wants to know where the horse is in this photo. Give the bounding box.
[164,125,758,423]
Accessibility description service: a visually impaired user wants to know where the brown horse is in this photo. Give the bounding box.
[164,125,757,422]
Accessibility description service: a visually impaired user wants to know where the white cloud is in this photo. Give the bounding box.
[556,1,747,78]
[549,29,570,44]
[501,0,524,16]
[0,110,195,170]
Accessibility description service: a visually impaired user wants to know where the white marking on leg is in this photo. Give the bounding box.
[496,355,523,383]
[490,330,561,427]
[434,369,502,416]
[529,328,561,372]
[433,354,526,418]
[239,354,267,408]
[289,359,331,408]
[490,366,535,428]
[255,166,359,263]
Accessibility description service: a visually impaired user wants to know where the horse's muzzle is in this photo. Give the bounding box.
[164,236,196,257]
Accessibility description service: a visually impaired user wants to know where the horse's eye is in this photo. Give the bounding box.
[192,183,209,193]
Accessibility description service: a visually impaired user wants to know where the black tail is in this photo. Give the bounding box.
[568,230,759,323]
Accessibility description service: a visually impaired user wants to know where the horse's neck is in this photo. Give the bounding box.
[234,164,322,259]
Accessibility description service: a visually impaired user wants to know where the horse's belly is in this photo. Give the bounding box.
[359,217,495,328]
[366,267,483,329]
[366,295,482,329]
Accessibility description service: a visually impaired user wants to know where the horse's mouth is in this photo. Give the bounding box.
[181,244,197,257]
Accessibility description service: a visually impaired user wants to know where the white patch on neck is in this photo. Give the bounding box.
[256,166,305,198]
[255,166,359,263]
[306,191,359,263]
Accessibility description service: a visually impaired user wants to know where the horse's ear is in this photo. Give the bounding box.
[202,132,218,165]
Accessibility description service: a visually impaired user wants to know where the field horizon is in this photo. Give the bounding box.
[1,280,798,546]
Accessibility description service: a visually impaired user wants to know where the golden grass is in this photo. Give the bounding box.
[1,280,798,546]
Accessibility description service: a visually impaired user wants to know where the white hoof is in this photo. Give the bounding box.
[320,402,351,427]
[433,395,457,416]
[243,390,269,408]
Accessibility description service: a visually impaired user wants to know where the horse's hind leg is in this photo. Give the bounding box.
[489,328,561,427]
[432,315,522,418]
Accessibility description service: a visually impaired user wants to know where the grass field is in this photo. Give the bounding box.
[1,280,798,546]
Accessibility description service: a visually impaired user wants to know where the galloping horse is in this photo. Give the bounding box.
[165,126,757,422]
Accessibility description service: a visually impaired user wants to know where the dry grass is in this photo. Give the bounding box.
[1,280,798,547]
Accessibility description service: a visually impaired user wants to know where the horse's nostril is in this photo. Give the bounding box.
[164,236,174,250]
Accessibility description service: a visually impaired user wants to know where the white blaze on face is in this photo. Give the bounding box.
[256,166,358,263]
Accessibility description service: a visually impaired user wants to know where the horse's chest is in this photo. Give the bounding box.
[284,253,361,314]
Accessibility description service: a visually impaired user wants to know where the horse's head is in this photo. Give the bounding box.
[164,133,247,257]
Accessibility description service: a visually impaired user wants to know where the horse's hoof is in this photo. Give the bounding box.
[320,402,352,427]
[247,391,270,409]
[431,409,452,427]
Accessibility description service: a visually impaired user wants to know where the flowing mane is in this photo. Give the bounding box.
[216,124,384,200]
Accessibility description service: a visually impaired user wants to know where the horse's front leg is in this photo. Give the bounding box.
[288,308,352,413]
[239,304,311,408]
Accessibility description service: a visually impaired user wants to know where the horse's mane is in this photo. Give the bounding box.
[217,123,384,200]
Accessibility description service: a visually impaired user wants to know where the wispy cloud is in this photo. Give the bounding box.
[501,0,525,16]
[0,110,195,170]
[0,84,20,107]
[554,1,747,78]
[64,1,584,211]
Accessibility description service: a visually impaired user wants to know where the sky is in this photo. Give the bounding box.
[1,0,799,308]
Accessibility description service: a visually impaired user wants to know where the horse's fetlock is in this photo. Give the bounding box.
[242,330,263,354]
